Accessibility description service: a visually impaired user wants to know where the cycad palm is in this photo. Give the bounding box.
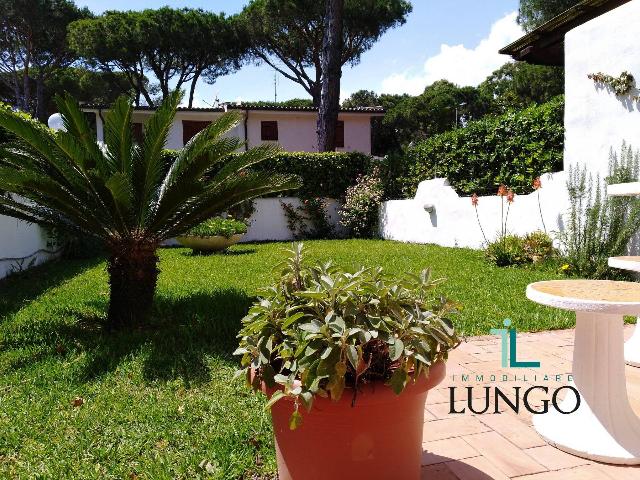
[0,92,299,328]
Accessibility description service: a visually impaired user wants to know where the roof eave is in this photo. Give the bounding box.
[499,0,631,66]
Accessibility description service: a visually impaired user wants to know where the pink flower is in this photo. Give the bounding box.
[471,193,479,206]
[533,177,542,190]
[497,184,508,197]
[506,189,515,204]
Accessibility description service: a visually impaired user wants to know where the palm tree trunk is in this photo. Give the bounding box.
[107,240,159,329]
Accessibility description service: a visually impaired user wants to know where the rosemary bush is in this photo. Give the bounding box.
[558,144,640,279]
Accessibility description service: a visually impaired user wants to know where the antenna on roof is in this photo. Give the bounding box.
[274,70,278,103]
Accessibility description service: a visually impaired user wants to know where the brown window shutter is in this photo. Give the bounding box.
[335,120,344,148]
[131,122,143,144]
[182,120,211,145]
[261,121,278,141]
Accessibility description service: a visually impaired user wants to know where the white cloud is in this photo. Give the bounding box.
[381,12,524,95]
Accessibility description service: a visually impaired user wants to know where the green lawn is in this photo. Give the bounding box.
[0,240,576,478]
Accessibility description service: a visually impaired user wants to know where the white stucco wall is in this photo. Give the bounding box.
[564,0,640,178]
[90,109,376,154]
[245,111,372,153]
[0,215,58,280]
[162,197,344,246]
[380,173,568,249]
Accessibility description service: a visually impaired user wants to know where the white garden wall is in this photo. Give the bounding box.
[564,0,640,178]
[380,173,568,249]
[162,197,344,247]
[0,215,58,280]
[242,198,344,242]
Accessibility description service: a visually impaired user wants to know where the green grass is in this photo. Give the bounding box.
[0,240,576,478]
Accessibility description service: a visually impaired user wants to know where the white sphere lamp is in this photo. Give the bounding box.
[47,113,66,132]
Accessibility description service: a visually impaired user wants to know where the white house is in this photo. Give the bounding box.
[381,0,638,248]
[80,103,384,154]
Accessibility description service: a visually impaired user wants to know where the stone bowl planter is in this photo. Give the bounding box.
[176,233,244,253]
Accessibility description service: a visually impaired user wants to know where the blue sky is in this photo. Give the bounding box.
[74,1,522,106]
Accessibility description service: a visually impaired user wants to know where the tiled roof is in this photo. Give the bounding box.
[80,103,225,112]
[225,103,385,114]
[80,103,385,114]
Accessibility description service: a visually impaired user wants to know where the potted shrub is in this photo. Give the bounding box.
[235,244,460,480]
[176,217,247,253]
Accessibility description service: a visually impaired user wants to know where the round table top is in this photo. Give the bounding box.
[608,256,640,273]
[527,280,640,314]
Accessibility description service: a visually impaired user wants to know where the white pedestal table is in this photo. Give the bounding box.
[527,279,640,464]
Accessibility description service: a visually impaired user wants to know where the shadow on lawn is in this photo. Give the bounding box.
[4,286,254,388]
[0,256,104,319]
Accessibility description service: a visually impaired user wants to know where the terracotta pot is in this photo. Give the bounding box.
[266,361,446,480]
[175,233,244,252]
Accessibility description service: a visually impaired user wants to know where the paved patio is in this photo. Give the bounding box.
[421,325,640,479]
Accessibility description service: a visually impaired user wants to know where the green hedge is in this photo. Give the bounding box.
[400,96,565,196]
[0,103,49,144]
[255,151,374,199]
[161,150,375,200]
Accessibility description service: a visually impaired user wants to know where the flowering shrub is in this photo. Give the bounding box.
[235,243,460,429]
[340,168,384,238]
[532,176,547,233]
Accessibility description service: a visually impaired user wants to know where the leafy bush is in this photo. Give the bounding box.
[235,243,460,429]
[401,96,564,197]
[523,231,555,263]
[255,151,374,199]
[0,102,49,144]
[183,218,248,238]
[340,167,384,238]
[558,144,640,279]
[163,149,376,200]
[485,235,528,267]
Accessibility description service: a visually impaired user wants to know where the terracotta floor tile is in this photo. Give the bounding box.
[421,462,460,480]
[423,416,491,442]
[446,455,511,480]
[424,408,438,421]
[462,431,546,477]
[428,399,472,419]
[512,465,621,479]
[594,463,640,480]
[426,388,450,405]
[422,437,480,466]
[523,445,590,470]
[478,413,546,449]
